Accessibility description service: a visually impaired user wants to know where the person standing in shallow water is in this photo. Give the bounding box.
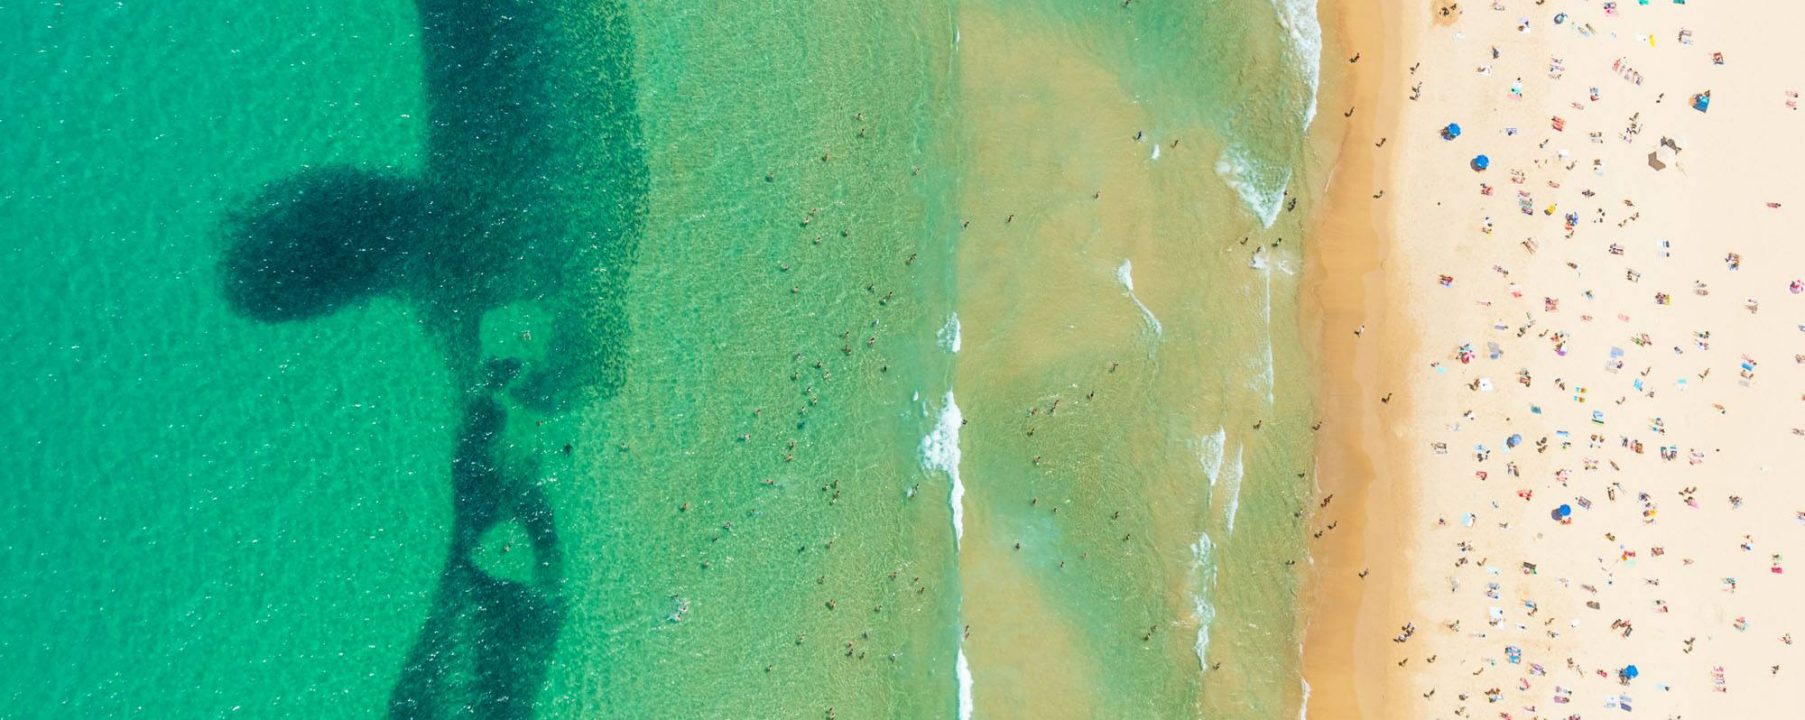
[216,0,646,716]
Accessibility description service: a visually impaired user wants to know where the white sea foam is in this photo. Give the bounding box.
[1262,350,1276,406]
[1190,532,1221,673]
[939,313,963,353]
[1151,143,1162,161]
[921,392,965,548]
[957,648,974,720]
[1116,260,1164,336]
[1272,0,1323,129]
[1215,146,1292,229]
[1260,263,1276,405]
[1199,427,1226,487]
[925,387,970,718]
[1298,677,1313,720]
[1221,445,1245,535]
[1217,0,1318,227]
[1239,260,1277,405]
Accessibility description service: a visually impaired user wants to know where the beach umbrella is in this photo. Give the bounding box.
[1472,154,1490,171]
[1691,91,1710,112]
[1443,123,1462,140]
[1558,504,1572,518]
[1623,664,1640,679]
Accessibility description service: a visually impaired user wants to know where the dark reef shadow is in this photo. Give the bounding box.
[215,0,644,716]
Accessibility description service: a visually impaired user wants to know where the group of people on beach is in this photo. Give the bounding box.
[1321,1,1805,717]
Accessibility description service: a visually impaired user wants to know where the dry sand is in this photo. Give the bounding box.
[1304,0,1805,717]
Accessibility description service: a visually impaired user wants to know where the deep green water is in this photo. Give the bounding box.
[1,0,1319,717]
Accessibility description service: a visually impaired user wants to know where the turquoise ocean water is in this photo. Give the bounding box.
[1,1,1322,717]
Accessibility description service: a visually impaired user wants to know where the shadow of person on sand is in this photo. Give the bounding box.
[215,1,645,717]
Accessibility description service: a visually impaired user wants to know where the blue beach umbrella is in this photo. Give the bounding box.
[1472,154,1491,171]
[1443,123,1462,140]
[1623,664,1640,679]
[1556,504,1572,519]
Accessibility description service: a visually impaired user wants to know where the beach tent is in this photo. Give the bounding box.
[1472,154,1491,171]
[1443,123,1462,140]
[1647,151,1667,170]
[1691,91,1710,112]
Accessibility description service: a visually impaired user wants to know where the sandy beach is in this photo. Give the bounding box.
[1305,0,1805,717]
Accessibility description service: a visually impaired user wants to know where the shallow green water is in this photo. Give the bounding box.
[932,3,1322,716]
[1,0,1319,717]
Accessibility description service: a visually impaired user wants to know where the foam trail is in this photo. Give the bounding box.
[1215,146,1291,229]
[1217,0,1317,225]
[939,313,963,353]
[928,391,972,719]
[1222,445,1245,535]
[1115,260,1163,336]
[921,392,965,548]
[1190,533,1220,673]
[1239,258,1277,405]
[1261,263,1276,405]
[1200,427,1227,488]
[1298,677,1313,720]
[1271,0,1323,129]
[957,648,974,720]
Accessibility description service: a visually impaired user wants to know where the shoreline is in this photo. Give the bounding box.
[1295,0,1417,717]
